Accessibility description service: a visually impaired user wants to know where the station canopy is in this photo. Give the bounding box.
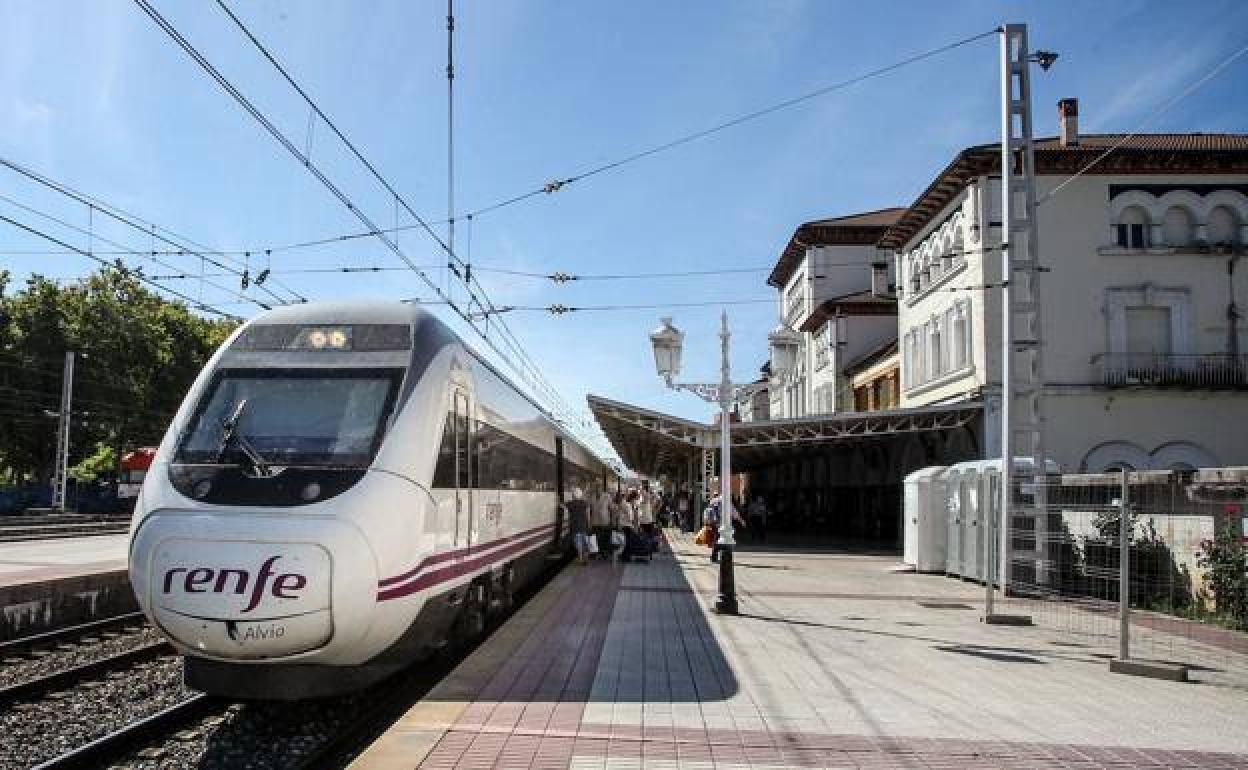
[587,394,981,478]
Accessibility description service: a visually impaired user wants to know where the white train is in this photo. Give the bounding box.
[128,301,610,699]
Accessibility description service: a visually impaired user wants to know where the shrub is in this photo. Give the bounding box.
[1196,523,1248,630]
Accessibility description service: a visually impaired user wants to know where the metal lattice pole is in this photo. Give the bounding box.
[52,351,75,512]
[998,24,1048,606]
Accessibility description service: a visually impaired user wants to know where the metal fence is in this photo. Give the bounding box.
[985,468,1248,685]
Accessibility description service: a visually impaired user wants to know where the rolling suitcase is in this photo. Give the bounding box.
[623,528,652,563]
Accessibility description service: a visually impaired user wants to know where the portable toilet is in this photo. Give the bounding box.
[903,466,949,572]
[944,457,1059,583]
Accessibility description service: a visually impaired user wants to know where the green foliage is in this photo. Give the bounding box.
[0,267,237,481]
[69,443,117,482]
[1196,523,1248,630]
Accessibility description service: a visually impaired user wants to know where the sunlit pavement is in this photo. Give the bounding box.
[354,530,1248,769]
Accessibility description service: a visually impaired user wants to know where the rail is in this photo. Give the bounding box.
[30,694,223,770]
[1093,352,1248,388]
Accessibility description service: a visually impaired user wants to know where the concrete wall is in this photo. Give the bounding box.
[1,570,137,641]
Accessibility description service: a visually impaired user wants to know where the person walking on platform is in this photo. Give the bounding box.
[566,487,592,566]
[748,495,768,543]
[703,495,722,563]
[593,486,612,560]
[638,489,657,553]
[677,490,692,533]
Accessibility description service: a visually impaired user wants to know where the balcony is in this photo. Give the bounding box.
[1094,353,1248,389]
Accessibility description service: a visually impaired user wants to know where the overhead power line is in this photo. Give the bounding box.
[0,192,272,313]
[0,156,300,305]
[0,214,241,320]
[213,0,467,275]
[209,1,588,440]
[463,29,999,220]
[1041,38,1248,204]
[134,0,593,446]
[68,27,999,264]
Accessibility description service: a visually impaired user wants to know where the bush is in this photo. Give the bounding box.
[1196,523,1248,630]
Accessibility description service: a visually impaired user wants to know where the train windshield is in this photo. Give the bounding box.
[175,368,402,468]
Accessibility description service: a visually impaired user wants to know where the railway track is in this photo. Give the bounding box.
[30,694,224,770]
[35,559,570,770]
[0,612,147,659]
[0,640,173,704]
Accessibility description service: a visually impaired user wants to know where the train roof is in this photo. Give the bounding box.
[246,300,428,327]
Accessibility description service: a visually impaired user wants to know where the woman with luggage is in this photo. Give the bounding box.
[566,487,592,566]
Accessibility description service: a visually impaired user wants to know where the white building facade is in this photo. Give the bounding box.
[765,209,904,420]
[882,117,1248,472]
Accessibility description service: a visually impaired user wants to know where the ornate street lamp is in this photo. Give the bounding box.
[651,312,794,614]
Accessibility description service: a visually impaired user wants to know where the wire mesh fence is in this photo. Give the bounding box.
[959,467,1248,685]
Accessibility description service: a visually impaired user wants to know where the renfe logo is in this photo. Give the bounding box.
[162,555,308,613]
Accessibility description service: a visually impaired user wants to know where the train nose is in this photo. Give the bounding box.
[150,539,333,659]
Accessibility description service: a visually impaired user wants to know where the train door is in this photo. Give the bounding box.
[553,437,565,548]
[453,390,474,549]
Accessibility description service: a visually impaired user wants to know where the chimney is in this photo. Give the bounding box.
[1058,98,1079,147]
[870,261,890,297]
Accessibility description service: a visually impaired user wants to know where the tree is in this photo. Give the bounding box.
[0,267,237,484]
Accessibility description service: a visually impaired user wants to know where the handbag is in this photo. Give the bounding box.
[585,533,600,555]
[694,525,711,546]
[610,530,627,548]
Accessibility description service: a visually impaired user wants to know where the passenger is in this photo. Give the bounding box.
[748,495,767,543]
[677,490,692,533]
[623,489,640,531]
[638,489,657,553]
[593,486,612,560]
[703,494,722,563]
[566,487,591,566]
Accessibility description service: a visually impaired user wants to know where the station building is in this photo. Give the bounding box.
[591,102,1248,551]
[885,103,1248,472]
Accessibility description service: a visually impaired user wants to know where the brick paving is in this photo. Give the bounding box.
[353,532,1248,769]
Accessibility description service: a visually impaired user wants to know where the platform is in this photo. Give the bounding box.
[353,532,1248,769]
[0,533,128,586]
[0,534,134,640]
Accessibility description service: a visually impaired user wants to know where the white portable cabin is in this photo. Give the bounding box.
[902,466,949,572]
[943,457,1059,583]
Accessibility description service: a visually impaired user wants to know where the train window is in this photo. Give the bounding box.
[431,413,456,488]
[174,368,402,468]
[455,412,471,489]
[469,420,560,492]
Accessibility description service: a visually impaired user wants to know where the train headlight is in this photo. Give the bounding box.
[291,326,352,351]
[301,482,322,501]
[192,479,213,499]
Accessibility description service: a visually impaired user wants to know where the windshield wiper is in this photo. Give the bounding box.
[215,399,271,477]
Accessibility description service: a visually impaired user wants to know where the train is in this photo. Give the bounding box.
[117,447,156,511]
[127,301,612,699]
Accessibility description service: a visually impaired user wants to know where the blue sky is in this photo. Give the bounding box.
[3,1,1247,449]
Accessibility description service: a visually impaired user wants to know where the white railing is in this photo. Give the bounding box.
[1094,353,1248,388]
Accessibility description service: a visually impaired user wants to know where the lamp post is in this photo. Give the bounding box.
[650,312,796,614]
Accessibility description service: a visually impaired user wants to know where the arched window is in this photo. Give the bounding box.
[1162,206,1195,248]
[1208,205,1240,247]
[1116,206,1149,249]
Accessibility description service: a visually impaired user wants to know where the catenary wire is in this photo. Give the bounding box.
[0,156,299,306]
[75,28,998,263]
[0,215,242,321]
[0,192,274,313]
[136,0,593,445]
[1040,39,1248,205]
[463,29,998,220]
[211,0,587,436]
